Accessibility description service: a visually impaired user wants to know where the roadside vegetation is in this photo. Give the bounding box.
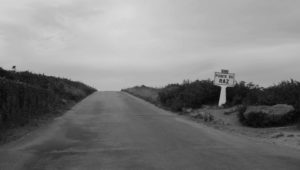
[123,79,300,128]
[0,67,96,136]
[158,80,219,111]
[122,85,161,105]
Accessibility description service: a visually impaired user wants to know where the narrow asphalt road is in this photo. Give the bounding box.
[1,92,300,170]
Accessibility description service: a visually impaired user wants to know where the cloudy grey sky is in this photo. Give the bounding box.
[1,0,300,90]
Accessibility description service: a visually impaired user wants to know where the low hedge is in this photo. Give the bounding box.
[238,106,297,127]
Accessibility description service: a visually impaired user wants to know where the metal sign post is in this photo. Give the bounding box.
[214,69,235,107]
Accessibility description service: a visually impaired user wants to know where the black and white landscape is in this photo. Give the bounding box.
[1,0,300,169]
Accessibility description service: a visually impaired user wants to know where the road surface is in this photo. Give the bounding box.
[0,92,300,170]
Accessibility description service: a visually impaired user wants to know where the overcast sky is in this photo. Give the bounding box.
[1,0,300,90]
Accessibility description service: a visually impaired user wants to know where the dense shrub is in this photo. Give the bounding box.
[226,81,263,106]
[261,80,300,110]
[238,109,296,128]
[237,105,247,123]
[0,68,96,101]
[158,80,219,111]
[158,84,184,111]
[0,78,58,128]
[228,80,300,108]
[0,67,96,129]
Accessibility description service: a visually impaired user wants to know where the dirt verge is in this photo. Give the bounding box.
[184,107,300,150]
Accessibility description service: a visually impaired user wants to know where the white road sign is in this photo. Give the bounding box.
[214,72,235,87]
[214,70,236,107]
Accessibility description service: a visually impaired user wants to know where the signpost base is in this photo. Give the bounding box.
[218,85,227,107]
